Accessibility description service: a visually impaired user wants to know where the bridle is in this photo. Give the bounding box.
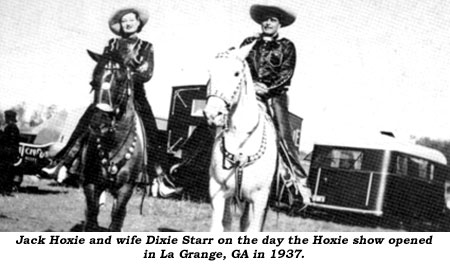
[207,51,269,201]
[100,61,130,111]
[89,59,139,179]
[206,52,249,131]
[207,52,249,112]
[90,60,131,135]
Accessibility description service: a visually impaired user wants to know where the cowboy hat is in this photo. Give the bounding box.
[250,4,296,27]
[4,110,17,123]
[108,7,149,36]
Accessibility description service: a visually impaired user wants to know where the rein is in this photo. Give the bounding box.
[208,53,268,202]
[221,113,267,201]
[90,65,137,181]
[207,55,247,111]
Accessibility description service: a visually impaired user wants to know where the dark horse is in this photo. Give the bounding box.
[81,50,146,231]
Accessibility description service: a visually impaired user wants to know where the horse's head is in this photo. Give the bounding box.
[203,43,255,127]
[87,50,130,134]
[88,50,130,114]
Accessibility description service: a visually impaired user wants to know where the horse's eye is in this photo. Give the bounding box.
[234,72,240,77]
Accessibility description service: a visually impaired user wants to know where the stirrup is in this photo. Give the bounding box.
[41,164,59,176]
[276,162,310,213]
[41,164,68,183]
[151,173,182,198]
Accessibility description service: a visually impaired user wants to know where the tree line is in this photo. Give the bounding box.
[0,103,58,131]
[416,137,450,164]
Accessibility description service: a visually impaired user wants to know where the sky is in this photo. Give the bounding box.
[1,0,450,151]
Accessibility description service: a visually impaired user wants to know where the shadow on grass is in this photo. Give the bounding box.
[68,222,110,232]
[16,186,68,195]
[158,227,183,232]
[41,222,109,232]
[0,213,18,221]
[67,223,184,232]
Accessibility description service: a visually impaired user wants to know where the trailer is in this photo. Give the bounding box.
[0,133,53,189]
[307,132,450,224]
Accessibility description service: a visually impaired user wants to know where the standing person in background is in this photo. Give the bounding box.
[0,110,20,196]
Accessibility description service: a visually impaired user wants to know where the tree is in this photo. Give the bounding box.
[0,111,4,127]
[416,137,450,165]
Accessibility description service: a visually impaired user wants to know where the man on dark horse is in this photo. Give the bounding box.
[0,110,20,196]
[43,7,180,196]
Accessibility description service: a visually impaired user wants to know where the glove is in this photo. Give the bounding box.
[136,62,149,73]
[254,82,269,95]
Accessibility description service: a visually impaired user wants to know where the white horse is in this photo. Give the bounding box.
[203,43,278,232]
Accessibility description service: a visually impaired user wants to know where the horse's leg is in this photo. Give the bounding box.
[246,188,271,232]
[239,202,250,232]
[223,198,232,231]
[109,183,134,232]
[210,178,229,232]
[83,183,102,231]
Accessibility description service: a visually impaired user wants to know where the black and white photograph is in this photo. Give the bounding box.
[1,0,450,246]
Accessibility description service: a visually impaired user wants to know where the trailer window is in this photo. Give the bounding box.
[429,164,435,180]
[292,129,301,147]
[191,99,206,117]
[315,149,363,170]
[408,157,429,180]
[187,125,197,138]
[395,156,408,175]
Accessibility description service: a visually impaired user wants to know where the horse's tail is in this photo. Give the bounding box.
[138,171,149,215]
[139,186,146,215]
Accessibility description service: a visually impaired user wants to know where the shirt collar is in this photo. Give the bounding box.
[120,34,139,43]
[260,33,279,42]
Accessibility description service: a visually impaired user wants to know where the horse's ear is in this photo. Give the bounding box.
[236,40,257,60]
[87,50,102,62]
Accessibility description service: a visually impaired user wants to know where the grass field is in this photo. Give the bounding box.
[1,175,445,232]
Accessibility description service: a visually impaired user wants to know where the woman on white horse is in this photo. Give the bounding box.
[43,7,179,196]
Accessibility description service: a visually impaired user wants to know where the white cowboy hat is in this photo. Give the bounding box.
[108,7,149,36]
[250,4,296,27]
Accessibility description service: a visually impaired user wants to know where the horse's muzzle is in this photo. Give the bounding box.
[203,98,227,127]
[203,109,221,127]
